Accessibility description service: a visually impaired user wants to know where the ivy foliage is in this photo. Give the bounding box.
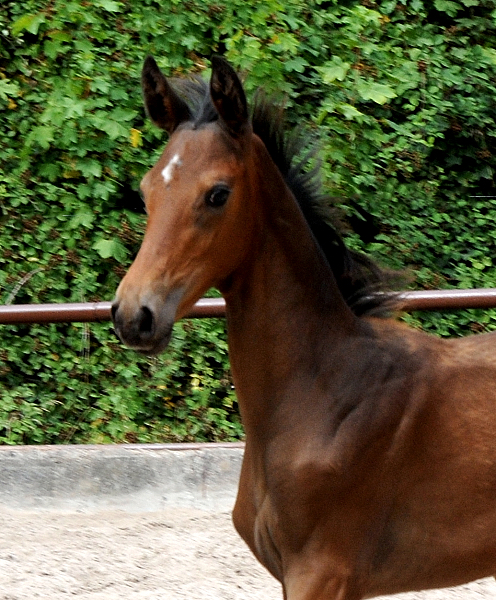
[1,0,496,443]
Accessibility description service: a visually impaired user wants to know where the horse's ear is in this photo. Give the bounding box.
[210,56,249,138]
[141,56,191,134]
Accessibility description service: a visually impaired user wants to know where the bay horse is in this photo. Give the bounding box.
[111,56,496,599]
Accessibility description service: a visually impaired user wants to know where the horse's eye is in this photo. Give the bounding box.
[205,185,230,208]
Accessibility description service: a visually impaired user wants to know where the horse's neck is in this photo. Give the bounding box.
[222,144,359,437]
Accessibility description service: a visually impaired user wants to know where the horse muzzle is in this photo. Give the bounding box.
[111,288,183,355]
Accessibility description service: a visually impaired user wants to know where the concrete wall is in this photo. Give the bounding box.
[0,443,245,512]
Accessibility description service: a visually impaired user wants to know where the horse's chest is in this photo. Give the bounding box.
[232,452,336,581]
[233,480,284,581]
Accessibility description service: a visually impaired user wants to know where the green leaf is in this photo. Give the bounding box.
[11,13,46,36]
[93,0,121,11]
[433,0,461,16]
[29,125,55,149]
[0,79,20,100]
[92,238,127,261]
[284,57,308,74]
[69,209,95,229]
[356,81,397,105]
[77,159,102,178]
[318,58,351,83]
[110,108,137,122]
[44,39,65,60]
[38,163,61,181]
[99,119,128,140]
[482,48,496,66]
[336,103,365,120]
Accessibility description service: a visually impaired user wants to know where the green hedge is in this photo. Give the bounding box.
[1,0,496,443]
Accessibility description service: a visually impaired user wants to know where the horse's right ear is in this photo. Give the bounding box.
[141,56,191,134]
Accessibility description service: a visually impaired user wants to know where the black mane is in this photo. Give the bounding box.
[170,76,396,317]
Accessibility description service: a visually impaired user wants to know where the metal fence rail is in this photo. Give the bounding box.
[0,289,496,325]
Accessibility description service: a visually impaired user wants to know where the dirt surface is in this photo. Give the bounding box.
[0,508,494,600]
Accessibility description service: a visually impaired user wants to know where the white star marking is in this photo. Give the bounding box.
[161,154,182,185]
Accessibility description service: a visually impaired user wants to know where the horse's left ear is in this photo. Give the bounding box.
[210,56,249,138]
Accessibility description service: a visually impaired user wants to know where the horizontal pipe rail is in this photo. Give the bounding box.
[0,290,496,325]
[396,288,496,311]
[0,297,225,324]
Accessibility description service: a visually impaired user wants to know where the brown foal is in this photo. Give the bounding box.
[112,56,496,599]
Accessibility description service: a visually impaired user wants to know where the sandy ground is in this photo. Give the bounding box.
[0,509,494,600]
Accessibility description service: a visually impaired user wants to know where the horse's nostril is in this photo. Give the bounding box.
[139,306,154,334]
